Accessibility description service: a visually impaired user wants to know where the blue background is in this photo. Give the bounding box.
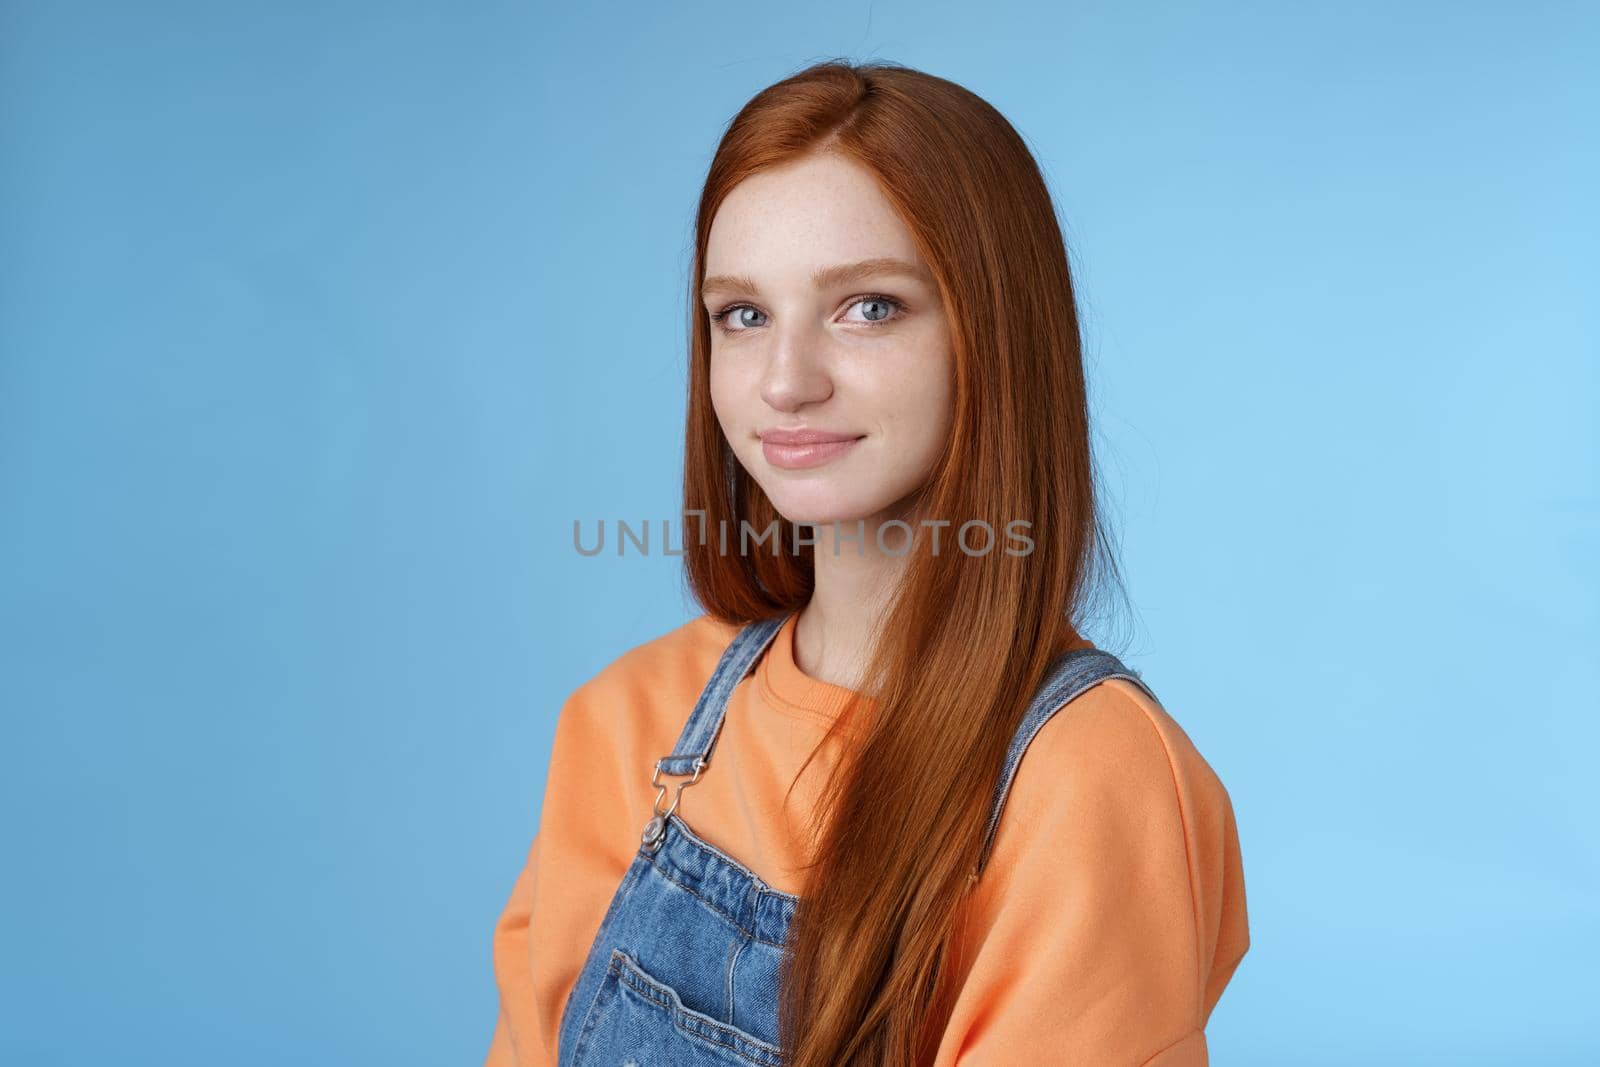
[2,2,1595,1063]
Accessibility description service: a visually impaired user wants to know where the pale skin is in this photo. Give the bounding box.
[703,149,956,692]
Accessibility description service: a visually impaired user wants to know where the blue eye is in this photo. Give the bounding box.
[709,295,906,335]
[845,296,901,323]
[709,305,768,332]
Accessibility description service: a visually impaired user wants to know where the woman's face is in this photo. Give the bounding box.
[704,151,955,529]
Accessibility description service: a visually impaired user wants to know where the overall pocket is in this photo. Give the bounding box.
[566,947,786,1067]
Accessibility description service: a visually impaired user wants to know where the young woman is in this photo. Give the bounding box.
[486,60,1249,1066]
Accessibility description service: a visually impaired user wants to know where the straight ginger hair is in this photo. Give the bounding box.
[682,59,1129,1066]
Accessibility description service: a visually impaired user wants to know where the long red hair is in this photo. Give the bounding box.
[681,59,1130,1065]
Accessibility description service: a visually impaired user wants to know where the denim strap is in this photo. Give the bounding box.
[974,647,1159,877]
[657,613,789,775]
[663,615,1160,883]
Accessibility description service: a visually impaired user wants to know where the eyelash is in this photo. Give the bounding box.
[708,294,906,334]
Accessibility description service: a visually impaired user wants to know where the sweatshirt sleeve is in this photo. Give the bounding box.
[485,831,540,1067]
[933,680,1250,1066]
[482,673,645,1067]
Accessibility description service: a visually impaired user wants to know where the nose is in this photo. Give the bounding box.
[759,320,834,412]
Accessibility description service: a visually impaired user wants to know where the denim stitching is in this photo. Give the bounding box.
[559,857,648,1050]
[613,950,785,1066]
[568,953,623,1064]
[645,849,789,946]
[725,935,746,1026]
[671,814,798,901]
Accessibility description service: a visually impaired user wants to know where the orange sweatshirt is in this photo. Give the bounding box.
[485,612,1249,1065]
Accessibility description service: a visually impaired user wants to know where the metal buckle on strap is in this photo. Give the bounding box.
[640,756,706,852]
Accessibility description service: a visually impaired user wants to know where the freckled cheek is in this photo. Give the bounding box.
[708,389,744,449]
[708,364,758,426]
[869,369,948,434]
[711,351,764,389]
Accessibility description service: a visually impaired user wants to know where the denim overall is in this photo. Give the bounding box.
[555,613,1159,1066]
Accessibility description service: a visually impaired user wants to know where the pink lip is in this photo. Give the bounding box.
[759,428,865,470]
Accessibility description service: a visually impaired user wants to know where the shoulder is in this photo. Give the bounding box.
[569,612,741,705]
[551,613,743,747]
[1017,674,1252,1017]
[955,670,1251,1047]
[1026,675,1231,812]
[529,616,750,888]
[992,673,1238,881]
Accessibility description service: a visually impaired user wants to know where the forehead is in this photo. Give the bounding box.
[704,152,922,274]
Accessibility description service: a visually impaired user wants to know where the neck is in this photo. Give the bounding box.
[792,514,913,693]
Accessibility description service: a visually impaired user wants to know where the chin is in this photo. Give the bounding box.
[765,491,884,530]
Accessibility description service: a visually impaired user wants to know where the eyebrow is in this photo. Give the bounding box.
[700,256,934,302]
